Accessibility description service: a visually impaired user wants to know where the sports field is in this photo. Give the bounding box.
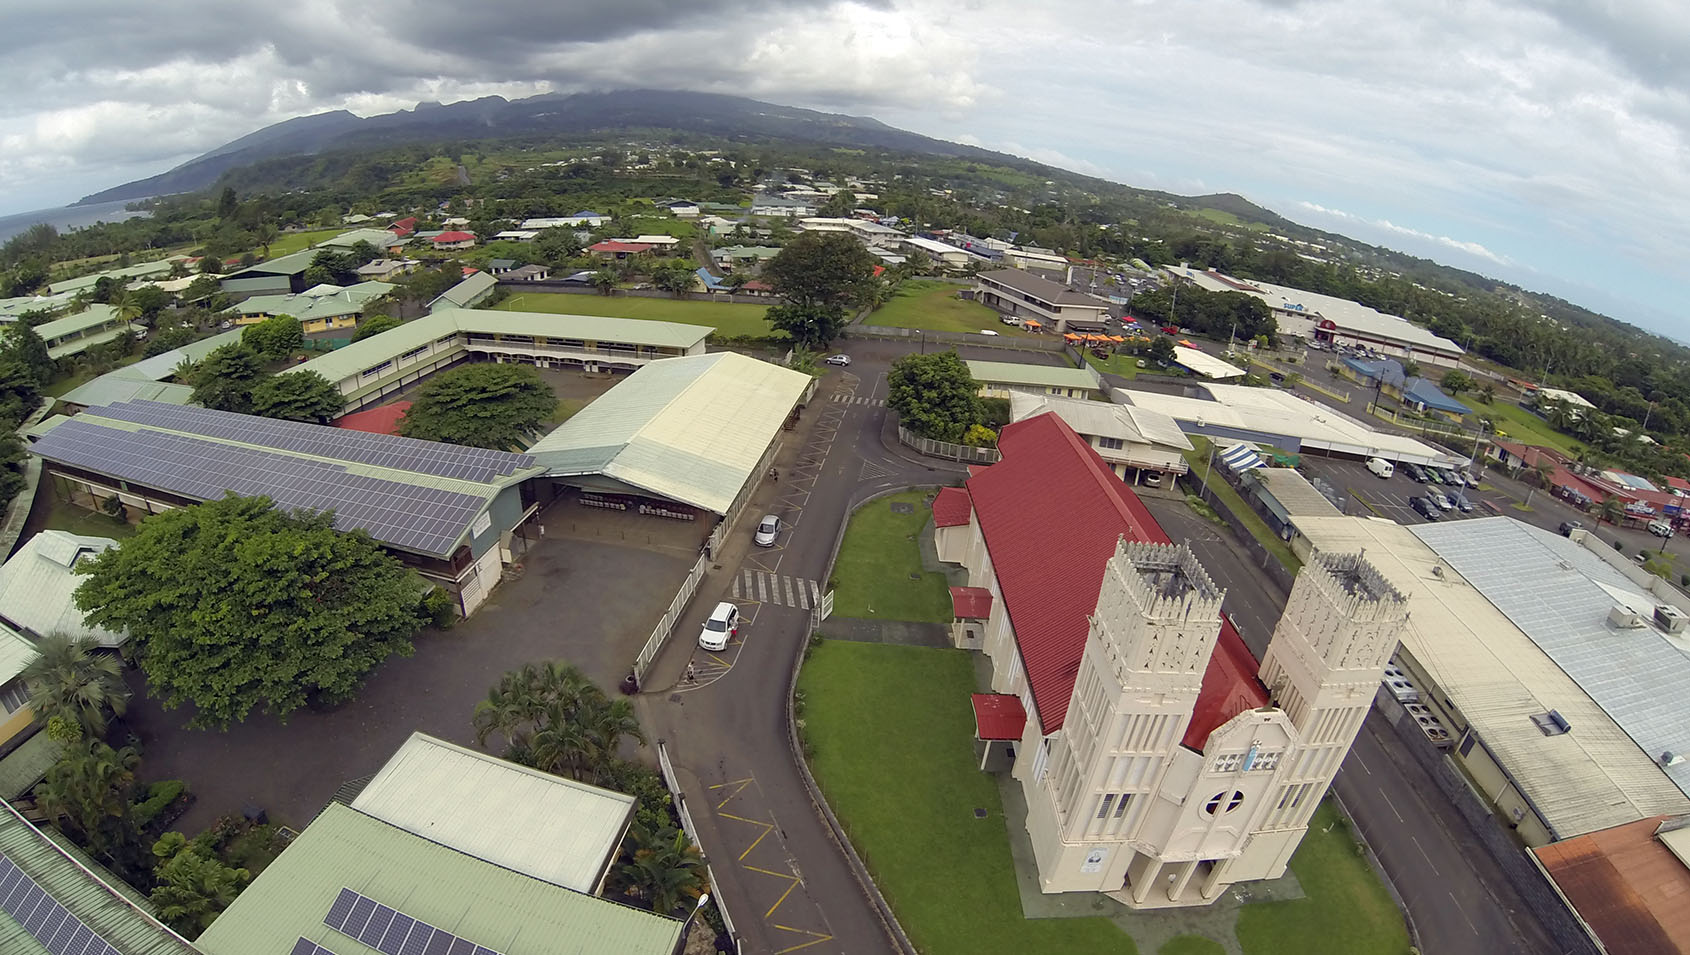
[494,291,773,338]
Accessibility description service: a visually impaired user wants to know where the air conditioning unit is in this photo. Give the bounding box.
[1609,605,1645,629]
[1655,605,1688,633]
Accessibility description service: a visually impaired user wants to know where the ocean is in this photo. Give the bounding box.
[0,198,151,245]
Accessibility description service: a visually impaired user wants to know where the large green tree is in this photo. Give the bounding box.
[240,314,304,361]
[74,495,427,729]
[887,351,983,443]
[250,371,344,422]
[398,363,556,449]
[22,634,130,741]
[189,343,263,413]
[150,832,251,937]
[0,358,41,424]
[351,313,402,342]
[0,323,54,386]
[762,232,879,348]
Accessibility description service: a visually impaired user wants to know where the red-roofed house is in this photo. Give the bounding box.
[388,217,418,238]
[587,240,655,260]
[431,231,476,250]
[932,412,1409,907]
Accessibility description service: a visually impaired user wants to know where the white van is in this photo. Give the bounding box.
[1366,457,1394,478]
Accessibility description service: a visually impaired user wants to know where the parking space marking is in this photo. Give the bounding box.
[708,775,836,952]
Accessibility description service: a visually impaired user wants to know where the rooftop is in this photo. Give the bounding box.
[976,268,1107,308]
[350,733,634,894]
[1007,392,1191,452]
[194,803,681,955]
[966,360,1102,392]
[0,531,124,647]
[35,305,122,340]
[0,621,35,691]
[527,353,810,515]
[1172,345,1245,379]
[30,401,540,559]
[1533,815,1690,955]
[430,271,496,309]
[46,259,178,296]
[225,282,394,322]
[1244,467,1343,520]
[317,229,404,250]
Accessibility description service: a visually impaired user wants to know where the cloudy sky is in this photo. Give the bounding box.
[2,0,1685,332]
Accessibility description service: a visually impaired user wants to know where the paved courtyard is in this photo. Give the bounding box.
[125,511,696,832]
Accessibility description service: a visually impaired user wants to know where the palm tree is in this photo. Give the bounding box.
[1531,460,1556,489]
[33,741,140,860]
[618,822,707,915]
[590,269,618,296]
[150,834,251,937]
[23,634,130,740]
[579,697,647,783]
[1597,496,1624,526]
[1477,383,1496,405]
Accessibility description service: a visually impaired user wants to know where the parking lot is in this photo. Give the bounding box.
[1301,455,1503,525]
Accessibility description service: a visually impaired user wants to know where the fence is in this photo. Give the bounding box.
[845,324,1068,353]
[631,553,708,683]
[656,740,742,955]
[896,425,1001,465]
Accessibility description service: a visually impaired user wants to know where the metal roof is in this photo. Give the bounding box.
[0,532,124,647]
[432,272,496,309]
[1172,346,1245,379]
[194,803,681,955]
[226,282,394,323]
[967,360,1101,391]
[1245,467,1342,519]
[0,803,193,955]
[0,620,36,687]
[1413,518,1690,803]
[976,268,1107,308]
[529,352,808,515]
[58,378,192,409]
[1008,392,1191,452]
[1295,515,1690,837]
[125,328,245,381]
[351,733,633,894]
[35,305,120,340]
[226,248,319,278]
[316,229,404,250]
[46,260,177,296]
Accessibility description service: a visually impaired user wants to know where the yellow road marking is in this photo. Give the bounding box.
[742,865,797,881]
[764,877,800,918]
[717,812,767,825]
[709,778,754,808]
[771,926,835,953]
[738,823,773,861]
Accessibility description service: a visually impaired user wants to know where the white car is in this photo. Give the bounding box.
[1000,315,1022,326]
[698,602,741,652]
[978,329,1000,337]
[753,514,782,547]
[824,354,851,366]
[1366,457,1394,478]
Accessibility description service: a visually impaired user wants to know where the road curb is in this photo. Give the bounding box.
[1332,790,1423,953]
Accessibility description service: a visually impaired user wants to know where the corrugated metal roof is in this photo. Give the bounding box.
[1247,468,1341,518]
[433,272,496,308]
[932,486,972,527]
[1008,393,1192,451]
[58,378,193,409]
[350,733,633,894]
[35,305,120,340]
[0,803,193,955]
[0,620,36,686]
[46,260,176,296]
[0,532,125,647]
[126,328,245,381]
[1534,815,1688,954]
[967,360,1101,391]
[195,804,681,955]
[1172,346,1245,379]
[528,353,809,515]
[1413,519,1690,804]
[46,324,146,361]
[226,282,393,323]
[1295,515,1690,837]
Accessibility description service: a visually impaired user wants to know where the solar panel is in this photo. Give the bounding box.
[325,889,504,955]
[294,939,342,955]
[33,421,489,557]
[0,853,123,955]
[93,400,535,484]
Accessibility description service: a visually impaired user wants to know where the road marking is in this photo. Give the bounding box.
[1352,750,1372,776]
[1378,788,1404,823]
[772,926,835,954]
[1448,891,1479,934]
[732,572,824,610]
[784,576,796,607]
[765,878,801,919]
[709,778,754,809]
[1411,835,1440,875]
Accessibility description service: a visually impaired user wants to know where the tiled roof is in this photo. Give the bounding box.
[334,401,411,436]
[971,694,1027,741]
[965,413,1266,743]
[432,231,475,243]
[949,586,993,620]
[932,486,972,527]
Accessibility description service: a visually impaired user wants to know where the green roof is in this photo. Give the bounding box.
[220,276,292,295]
[966,359,1103,391]
[0,803,194,955]
[226,282,394,322]
[317,229,403,250]
[46,260,178,296]
[35,305,120,340]
[0,732,63,801]
[195,804,681,955]
[432,271,497,308]
[58,378,193,408]
[0,292,73,320]
[228,248,319,278]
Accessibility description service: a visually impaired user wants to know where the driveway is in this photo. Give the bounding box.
[126,525,694,832]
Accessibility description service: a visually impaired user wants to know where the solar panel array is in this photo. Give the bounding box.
[94,400,535,484]
[292,940,341,955]
[0,852,123,955]
[325,888,504,955]
[34,421,485,556]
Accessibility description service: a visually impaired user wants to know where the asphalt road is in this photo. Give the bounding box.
[1148,501,1555,955]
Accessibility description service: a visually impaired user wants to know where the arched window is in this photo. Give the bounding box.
[1203,790,1245,816]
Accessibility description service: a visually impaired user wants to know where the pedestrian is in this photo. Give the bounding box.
[685,662,697,684]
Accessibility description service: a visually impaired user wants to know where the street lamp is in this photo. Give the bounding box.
[677,893,711,953]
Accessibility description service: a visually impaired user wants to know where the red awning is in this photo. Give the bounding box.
[950,586,993,619]
[971,694,1026,741]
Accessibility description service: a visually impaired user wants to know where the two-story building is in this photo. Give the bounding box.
[35,305,145,361]
[222,281,395,334]
[1008,392,1191,487]
[975,268,1111,333]
[969,359,1103,399]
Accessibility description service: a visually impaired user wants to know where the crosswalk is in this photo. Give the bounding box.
[732,570,822,610]
[829,394,885,406]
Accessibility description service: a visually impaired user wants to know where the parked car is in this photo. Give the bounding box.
[1366,457,1394,478]
[1649,519,1675,538]
[1558,520,1583,536]
[1424,466,1448,485]
[823,354,852,366]
[1403,463,1430,483]
[978,329,1000,337]
[1450,489,1474,512]
[1427,487,1454,510]
[698,602,741,652]
[1000,315,1022,326]
[753,514,782,547]
[1411,495,1443,520]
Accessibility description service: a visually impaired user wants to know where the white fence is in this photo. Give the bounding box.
[657,740,742,954]
[897,425,1002,464]
[632,553,708,683]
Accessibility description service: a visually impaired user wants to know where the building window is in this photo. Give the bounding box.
[1114,793,1133,818]
[1251,751,1280,771]
[1097,437,1124,451]
[0,680,27,714]
[1096,794,1115,819]
[1212,753,1242,773]
[1202,790,1245,816]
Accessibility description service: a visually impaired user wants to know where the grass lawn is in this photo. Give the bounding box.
[1465,397,1580,456]
[869,280,1031,336]
[1182,437,1302,574]
[264,228,346,259]
[830,490,951,622]
[798,641,1136,954]
[494,291,773,339]
[1234,801,1412,955]
[1084,350,1145,379]
[1160,938,1225,955]
[550,398,585,425]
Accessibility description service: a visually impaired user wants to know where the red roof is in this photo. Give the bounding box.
[1534,816,1689,954]
[971,694,1027,741]
[741,280,773,292]
[950,586,993,620]
[461,266,480,277]
[588,240,654,254]
[932,486,972,527]
[389,217,417,237]
[432,231,475,243]
[1665,476,1690,494]
[966,413,1267,746]
[334,401,410,436]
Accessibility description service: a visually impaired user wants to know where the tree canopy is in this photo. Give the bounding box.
[189,343,263,413]
[250,371,344,422]
[240,314,303,360]
[1,323,54,386]
[887,351,983,443]
[397,363,556,449]
[351,313,402,342]
[74,495,427,729]
[762,232,879,348]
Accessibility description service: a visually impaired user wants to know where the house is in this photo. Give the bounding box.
[698,214,739,235]
[388,216,418,237]
[430,230,477,250]
[932,412,1408,905]
[0,530,126,647]
[441,216,470,227]
[665,200,701,218]
[975,268,1111,333]
[711,245,782,272]
[1338,357,1471,420]
[195,733,683,955]
[902,235,977,269]
[587,240,655,260]
[503,264,552,282]
[1007,392,1191,487]
[487,259,518,275]
[318,228,409,254]
[625,234,682,252]
[492,229,540,242]
[34,305,146,360]
[356,258,418,281]
[222,281,395,335]
[341,213,372,224]
[796,217,906,249]
[520,212,608,230]
[967,359,1103,399]
[427,271,498,311]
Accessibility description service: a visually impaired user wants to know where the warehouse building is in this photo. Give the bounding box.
[27,401,545,615]
[197,733,682,955]
[528,352,813,546]
[284,308,713,414]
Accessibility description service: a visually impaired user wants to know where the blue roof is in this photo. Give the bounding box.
[694,268,727,291]
[1402,377,1472,414]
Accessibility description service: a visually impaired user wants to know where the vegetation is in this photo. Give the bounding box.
[615,820,708,916]
[471,661,647,787]
[494,290,772,338]
[249,371,344,422]
[21,634,131,742]
[398,363,557,449]
[831,490,951,622]
[74,495,429,729]
[1129,284,1276,346]
[239,314,304,360]
[149,832,251,938]
[869,279,1007,334]
[188,343,264,413]
[33,741,149,879]
[763,231,879,348]
[887,351,985,443]
[350,312,402,341]
[1182,438,1301,574]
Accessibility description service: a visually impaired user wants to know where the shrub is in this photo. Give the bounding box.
[132,780,188,829]
[1613,540,1625,551]
[421,587,459,630]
